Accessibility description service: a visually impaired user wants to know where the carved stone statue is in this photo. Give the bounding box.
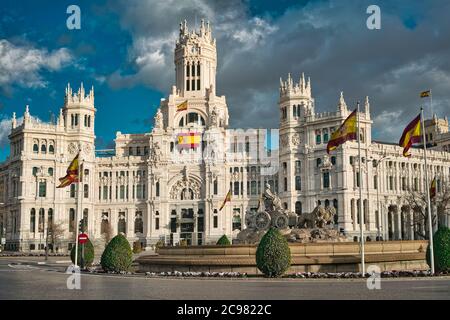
[210,108,218,127]
[154,108,163,129]
[262,183,283,213]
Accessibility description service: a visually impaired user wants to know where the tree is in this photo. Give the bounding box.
[47,222,65,253]
[402,182,450,240]
[216,235,231,245]
[256,228,291,277]
[101,234,133,272]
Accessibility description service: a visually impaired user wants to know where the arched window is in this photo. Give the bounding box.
[33,143,39,153]
[315,130,322,145]
[155,181,160,197]
[48,208,53,226]
[32,167,38,176]
[118,213,126,234]
[84,184,89,198]
[333,199,339,224]
[48,168,53,176]
[41,144,47,153]
[38,208,45,232]
[323,129,329,143]
[316,158,322,167]
[134,212,143,234]
[295,201,302,215]
[69,208,75,232]
[293,105,297,117]
[82,209,88,231]
[49,144,54,154]
[70,184,76,198]
[30,208,36,233]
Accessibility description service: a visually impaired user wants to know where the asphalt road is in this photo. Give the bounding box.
[0,257,449,300]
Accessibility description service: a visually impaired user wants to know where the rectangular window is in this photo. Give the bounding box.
[213,180,218,195]
[197,79,200,91]
[374,175,378,190]
[323,172,330,189]
[103,186,108,200]
[213,215,218,228]
[295,176,301,191]
[155,218,160,230]
[389,176,394,190]
[284,177,288,192]
[356,172,360,188]
[39,181,46,197]
[233,181,240,196]
[120,185,125,199]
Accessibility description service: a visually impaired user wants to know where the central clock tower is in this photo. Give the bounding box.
[174,19,217,98]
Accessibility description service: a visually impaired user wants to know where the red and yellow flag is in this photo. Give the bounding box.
[420,90,431,98]
[430,177,437,200]
[399,114,421,157]
[177,132,201,149]
[56,153,80,188]
[219,189,232,211]
[176,100,188,112]
[327,109,357,154]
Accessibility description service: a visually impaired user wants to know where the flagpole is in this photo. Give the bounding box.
[421,107,435,274]
[74,151,81,268]
[430,89,433,118]
[357,101,365,275]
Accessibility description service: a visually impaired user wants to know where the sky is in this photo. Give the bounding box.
[0,0,449,161]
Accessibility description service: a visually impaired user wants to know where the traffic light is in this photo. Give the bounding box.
[78,219,85,233]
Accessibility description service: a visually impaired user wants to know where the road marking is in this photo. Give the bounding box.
[56,260,71,264]
[37,262,46,265]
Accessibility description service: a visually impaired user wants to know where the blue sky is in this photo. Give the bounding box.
[1,0,449,161]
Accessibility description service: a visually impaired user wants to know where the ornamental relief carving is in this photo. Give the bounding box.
[280,134,289,148]
[291,133,301,146]
[169,178,201,200]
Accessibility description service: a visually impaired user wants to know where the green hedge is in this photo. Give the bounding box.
[427,226,450,272]
[216,235,231,245]
[100,234,133,272]
[70,239,94,267]
[256,228,291,277]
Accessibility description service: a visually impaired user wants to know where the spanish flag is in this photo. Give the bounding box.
[420,90,431,98]
[219,189,232,211]
[57,153,80,188]
[176,100,188,112]
[430,177,437,200]
[326,109,357,154]
[399,114,421,157]
[177,132,201,149]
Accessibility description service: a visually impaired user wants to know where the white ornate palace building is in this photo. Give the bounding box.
[1,21,449,252]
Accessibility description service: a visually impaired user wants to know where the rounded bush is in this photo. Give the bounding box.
[216,235,231,246]
[101,234,133,272]
[256,228,291,277]
[427,226,450,272]
[70,239,94,267]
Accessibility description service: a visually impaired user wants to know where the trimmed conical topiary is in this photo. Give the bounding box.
[100,234,133,272]
[70,239,94,267]
[216,234,231,245]
[256,228,291,277]
[427,226,450,272]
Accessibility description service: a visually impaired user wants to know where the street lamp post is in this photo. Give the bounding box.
[372,155,391,241]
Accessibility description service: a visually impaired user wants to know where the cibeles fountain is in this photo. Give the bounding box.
[137,183,429,274]
[235,184,347,244]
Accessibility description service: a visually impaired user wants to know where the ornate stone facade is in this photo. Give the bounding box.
[0,21,449,252]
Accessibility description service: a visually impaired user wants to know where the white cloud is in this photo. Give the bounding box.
[0,117,12,148]
[0,39,73,89]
